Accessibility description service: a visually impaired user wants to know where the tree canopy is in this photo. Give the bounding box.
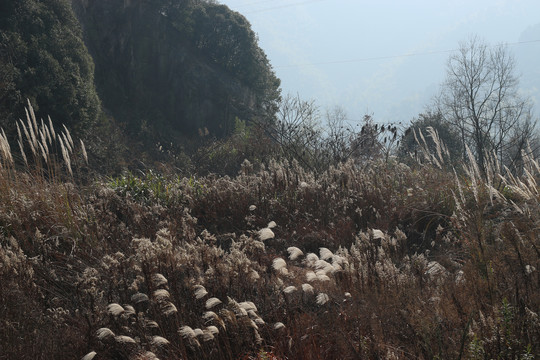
[0,0,101,137]
[72,0,281,141]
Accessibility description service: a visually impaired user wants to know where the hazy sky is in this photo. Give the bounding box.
[219,0,540,125]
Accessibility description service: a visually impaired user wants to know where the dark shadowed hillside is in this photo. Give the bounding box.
[72,0,281,142]
[0,0,101,137]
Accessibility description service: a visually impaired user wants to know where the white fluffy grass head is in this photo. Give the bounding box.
[302,283,314,294]
[81,351,97,360]
[272,257,287,272]
[96,327,115,340]
[107,303,124,316]
[283,285,297,294]
[206,325,219,335]
[202,329,215,342]
[179,326,196,339]
[267,221,277,229]
[273,322,286,330]
[305,253,319,266]
[372,229,385,240]
[259,228,275,241]
[319,247,333,261]
[206,297,222,309]
[162,302,178,316]
[153,289,170,300]
[306,271,318,282]
[151,336,170,347]
[152,273,168,287]
[203,311,218,322]
[193,285,208,299]
[131,292,149,304]
[287,246,304,260]
[115,335,137,344]
[316,293,330,305]
[238,301,257,312]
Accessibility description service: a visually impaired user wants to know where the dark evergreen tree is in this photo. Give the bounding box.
[72,0,281,142]
[0,0,101,137]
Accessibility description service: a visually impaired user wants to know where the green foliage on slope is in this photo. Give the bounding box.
[0,0,101,137]
[72,0,281,142]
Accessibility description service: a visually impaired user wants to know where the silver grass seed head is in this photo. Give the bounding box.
[316,293,330,305]
[179,326,196,339]
[151,336,170,347]
[306,271,317,282]
[206,325,219,335]
[123,305,136,317]
[193,285,208,299]
[287,246,304,260]
[259,228,275,241]
[115,335,137,344]
[283,285,297,294]
[153,289,170,300]
[305,253,319,266]
[96,327,115,340]
[202,311,218,322]
[131,292,149,304]
[302,283,314,294]
[107,303,124,316]
[152,273,168,287]
[81,351,97,360]
[202,330,214,342]
[161,302,177,316]
[273,322,285,330]
[319,247,333,261]
[238,301,257,312]
[272,257,287,271]
[205,297,222,309]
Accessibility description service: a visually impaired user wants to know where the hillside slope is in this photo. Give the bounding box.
[72,0,281,142]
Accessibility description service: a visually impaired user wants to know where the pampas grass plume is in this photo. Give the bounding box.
[151,336,170,346]
[259,228,275,241]
[306,271,317,282]
[115,335,136,344]
[319,247,333,261]
[302,283,314,294]
[372,229,385,240]
[152,273,168,287]
[283,285,297,294]
[96,327,115,340]
[161,302,177,316]
[316,293,329,305]
[107,303,124,316]
[193,285,208,299]
[179,326,196,339]
[81,351,97,360]
[153,289,170,300]
[273,322,285,330]
[287,246,304,260]
[206,297,222,309]
[272,258,287,271]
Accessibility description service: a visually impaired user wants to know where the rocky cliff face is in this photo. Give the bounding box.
[72,0,280,141]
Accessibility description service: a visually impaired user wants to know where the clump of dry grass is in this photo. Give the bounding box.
[0,117,539,359]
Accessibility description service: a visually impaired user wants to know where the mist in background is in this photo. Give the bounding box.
[220,0,540,125]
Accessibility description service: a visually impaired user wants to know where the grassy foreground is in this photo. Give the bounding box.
[0,116,539,359]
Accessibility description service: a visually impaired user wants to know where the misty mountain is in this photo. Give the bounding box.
[515,23,540,115]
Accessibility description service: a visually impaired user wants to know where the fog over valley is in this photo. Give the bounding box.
[221,0,540,125]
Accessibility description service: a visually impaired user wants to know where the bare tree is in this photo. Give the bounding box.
[271,93,323,170]
[436,35,536,176]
